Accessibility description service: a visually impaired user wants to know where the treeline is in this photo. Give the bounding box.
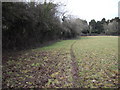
[2,2,119,50]
[2,2,87,50]
[86,17,120,35]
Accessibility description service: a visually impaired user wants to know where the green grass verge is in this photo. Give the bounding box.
[33,40,76,51]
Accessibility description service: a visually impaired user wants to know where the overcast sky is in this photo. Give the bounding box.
[49,0,119,22]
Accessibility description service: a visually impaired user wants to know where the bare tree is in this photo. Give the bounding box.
[104,20,118,35]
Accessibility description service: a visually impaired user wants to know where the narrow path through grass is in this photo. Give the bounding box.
[70,40,80,87]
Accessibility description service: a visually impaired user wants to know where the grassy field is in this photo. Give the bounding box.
[73,36,118,88]
[2,36,118,88]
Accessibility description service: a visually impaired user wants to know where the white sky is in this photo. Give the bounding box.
[50,0,119,22]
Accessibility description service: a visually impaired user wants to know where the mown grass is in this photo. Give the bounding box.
[73,36,118,88]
